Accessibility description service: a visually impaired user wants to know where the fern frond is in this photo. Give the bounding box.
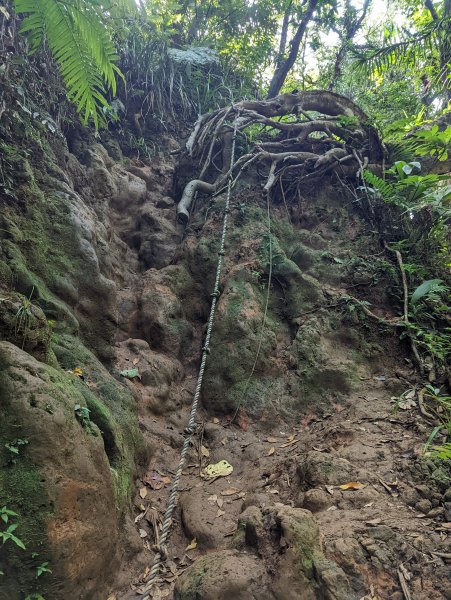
[14,0,122,128]
[363,170,399,203]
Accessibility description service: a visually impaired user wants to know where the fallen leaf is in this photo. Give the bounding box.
[267,447,275,456]
[266,437,279,443]
[364,502,374,508]
[200,445,210,458]
[339,481,367,490]
[269,489,279,494]
[216,509,225,517]
[213,417,220,424]
[139,529,148,538]
[185,539,197,551]
[279,439,298,448]
[217,498,224,508]
[203,460,233,479]
[107,595,117,600]
[139,486,148,499]
[73,367,83,377]
[237,410,249,431]
[221,488,241,496]
[366,518,382,526]
[325,485,334,496]
[144,471,171,490]
[207,494,218,503]
[327,505,338,511]
[132,358,139,365]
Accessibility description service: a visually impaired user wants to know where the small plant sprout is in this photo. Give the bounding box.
[36,561,52,578]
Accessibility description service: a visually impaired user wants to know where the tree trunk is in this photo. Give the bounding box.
[276,0,293,68]
[267,0,319,98]
[328,0,371,91]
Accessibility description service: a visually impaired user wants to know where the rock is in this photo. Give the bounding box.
[0,342,128,599]
[426,506,445,518]
[403,487,419,506]
[415,484,433,500]
[138,203,181,269]
[174,550,275,600]
[180,488,239,549]
[0,293,51,361]
[298,451,370,487]
[241,493,274,511]
[415,499,433,514]
[140,270,193,357]
[237,505,264,548]
[271,505,353,600]
[155,195,175,208]
[444,502,451,521]
[300,488,332,512]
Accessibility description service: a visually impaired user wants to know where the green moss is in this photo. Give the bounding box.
[51,334,146,508]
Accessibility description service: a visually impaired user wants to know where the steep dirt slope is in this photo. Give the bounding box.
[106,165,450,599]
[0,85,449,599]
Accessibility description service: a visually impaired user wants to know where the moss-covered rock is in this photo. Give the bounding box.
[0,341,134,600]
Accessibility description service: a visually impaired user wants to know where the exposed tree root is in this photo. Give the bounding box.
[177,90,384,223]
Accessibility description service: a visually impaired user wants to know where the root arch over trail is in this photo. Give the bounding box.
[177,90,384,224]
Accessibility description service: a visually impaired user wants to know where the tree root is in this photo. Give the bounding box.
[177,90,384,223]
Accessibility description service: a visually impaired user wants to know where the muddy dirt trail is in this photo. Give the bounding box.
[104,155,450,600]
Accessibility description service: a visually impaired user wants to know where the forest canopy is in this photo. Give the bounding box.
[8,0,451,131]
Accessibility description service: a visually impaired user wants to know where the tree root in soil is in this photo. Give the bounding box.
[177,90,384,224]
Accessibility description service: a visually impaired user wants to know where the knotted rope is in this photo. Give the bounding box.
[139,113,240,599]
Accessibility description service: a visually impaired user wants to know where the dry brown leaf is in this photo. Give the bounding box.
[132,358,139,365]
[325,485,334,495]
[107,595,117,600]
[217,498,224,508]
[267,447,275,456]
[269,489,279,494]
[266,436,279,443]
[200,445,210,458]
[279,439,298,448]
[185,539,197,551]
[221,488,241,496]
[139,529,148,538]
[216,509,225,517]
[339,481,366,490]
[237,409,249,431]
[366,518,382,526]
[139,486,148,499]
[287,434,295,442]
[213,417,220,424]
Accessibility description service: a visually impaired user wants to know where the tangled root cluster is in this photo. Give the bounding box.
[177,90,384,223]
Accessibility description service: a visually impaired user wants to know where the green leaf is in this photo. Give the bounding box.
[411,279,443,303]
[119,368,140,379]
[13,0,123,128]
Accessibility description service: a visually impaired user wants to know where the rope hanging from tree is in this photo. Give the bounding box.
[139,112,240,599]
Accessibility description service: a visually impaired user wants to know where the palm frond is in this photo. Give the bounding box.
[352,16,451,87]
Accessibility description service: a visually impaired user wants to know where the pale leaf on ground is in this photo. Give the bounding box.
[139,486,148,499]
[185,539,197,551]
[339,481,366,490]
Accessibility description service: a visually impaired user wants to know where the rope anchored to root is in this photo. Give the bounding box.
[139,112,240,599]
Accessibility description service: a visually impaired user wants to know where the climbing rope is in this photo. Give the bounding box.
[139,112,240,599]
